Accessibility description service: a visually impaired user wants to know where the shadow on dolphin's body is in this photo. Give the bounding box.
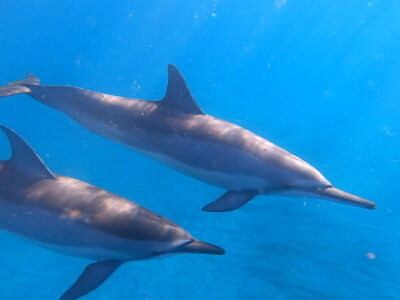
[0,126,224,299]
[0,66,376,211]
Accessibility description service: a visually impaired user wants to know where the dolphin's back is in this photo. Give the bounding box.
[24,176,190,243]
[0,127,192,259]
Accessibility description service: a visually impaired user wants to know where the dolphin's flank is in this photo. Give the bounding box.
[0,66,376,211]
[0,126,224,299]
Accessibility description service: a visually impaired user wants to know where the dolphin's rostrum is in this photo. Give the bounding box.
[0,66,376,211]
[0,126,224,299]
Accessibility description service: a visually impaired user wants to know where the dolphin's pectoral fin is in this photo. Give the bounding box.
[160,64,204,115]
[0,126,56,180]
[60,260,124,300]
[202,191,256,212]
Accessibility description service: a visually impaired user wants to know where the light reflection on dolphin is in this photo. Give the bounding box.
[0,66,376,211]
[0,126,224,299]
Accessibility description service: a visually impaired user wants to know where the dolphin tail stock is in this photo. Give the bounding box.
[0,73,39,98]
[312,186,376,210]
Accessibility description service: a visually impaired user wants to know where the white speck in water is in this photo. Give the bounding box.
[74,55,82,67]
[85,17,97,28]
[367,252,375,259]
[132,80,142,90]
[275,0,287,9]
[383,125,395,136]
[211,12,216,17]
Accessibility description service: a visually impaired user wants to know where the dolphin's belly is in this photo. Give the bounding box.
[122,131,277,191]
[141,147,269,191]
[72,114,300,191]
[69,117,263,190]
[0,199,173,261]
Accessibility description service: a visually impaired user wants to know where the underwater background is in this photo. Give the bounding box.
[0,0,399,299]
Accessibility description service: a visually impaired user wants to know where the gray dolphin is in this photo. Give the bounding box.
[0,66,376,211]
[0,126,224,299]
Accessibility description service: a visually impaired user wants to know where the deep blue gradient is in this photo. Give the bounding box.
[0,1,399,299]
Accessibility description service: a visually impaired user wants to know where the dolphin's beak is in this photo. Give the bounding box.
[311,186,376,210]
[178,239,225,255]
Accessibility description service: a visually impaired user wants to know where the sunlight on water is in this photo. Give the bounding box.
[0,0,399,299]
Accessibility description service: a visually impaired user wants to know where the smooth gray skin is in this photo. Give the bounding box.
[0,126,224,300]
[0,66,376,211]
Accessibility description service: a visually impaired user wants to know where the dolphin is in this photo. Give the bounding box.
[0,66,376,212]
[0,126,224,299]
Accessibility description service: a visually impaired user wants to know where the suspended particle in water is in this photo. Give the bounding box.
[366,252,375,259]
[275,0,287,9]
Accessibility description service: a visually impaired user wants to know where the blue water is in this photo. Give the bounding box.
[0,1,399,299]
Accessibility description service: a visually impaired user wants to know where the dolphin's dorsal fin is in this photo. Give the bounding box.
[0,126,56,180]
[160,64,204,115]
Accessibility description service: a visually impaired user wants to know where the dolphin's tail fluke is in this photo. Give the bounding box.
[313,186,376,210]
[177,239,225,255]
[0,74,39,98]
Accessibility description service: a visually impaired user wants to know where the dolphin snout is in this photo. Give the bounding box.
[311,186,376,210]
[177,239,225,255]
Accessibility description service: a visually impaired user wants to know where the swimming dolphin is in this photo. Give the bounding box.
[0,126,224,299]
[0,67,376,212]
